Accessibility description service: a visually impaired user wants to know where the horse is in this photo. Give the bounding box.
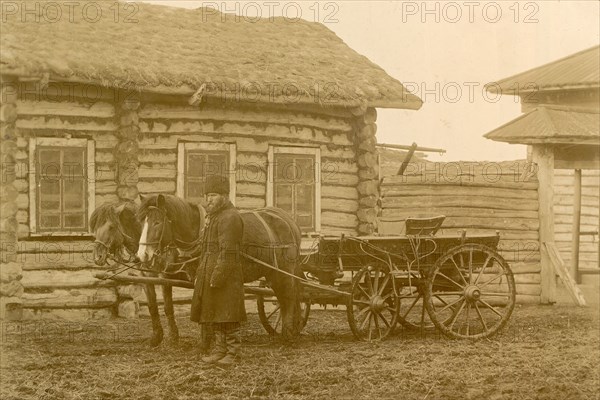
[135,194,203,346]
[136,194,304,342]
[90,201,141,266]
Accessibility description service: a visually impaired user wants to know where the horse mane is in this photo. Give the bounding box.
[90,201,141,238]
[138,195,201,241]
[89,202,120,232]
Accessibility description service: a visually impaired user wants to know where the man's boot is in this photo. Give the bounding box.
[201,329,226,363]
[198,324,214,355]
[216,326,241,366]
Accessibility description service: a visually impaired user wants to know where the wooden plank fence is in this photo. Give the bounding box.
[379,161,542,304]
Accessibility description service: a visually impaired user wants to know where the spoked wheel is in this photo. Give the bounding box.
[347,265,400,341]
[397,284,436,331]
[256,285,310,335]
[424,243,516,339]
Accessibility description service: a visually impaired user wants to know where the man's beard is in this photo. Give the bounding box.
[206,196,226,214]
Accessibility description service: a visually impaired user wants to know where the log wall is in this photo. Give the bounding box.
[137,102,362,235]
[6,85,120,320]
[5,90,372,321]
[380,161,542,304]
[554,169,600,279]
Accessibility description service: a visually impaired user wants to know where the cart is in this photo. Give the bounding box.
[253,215,516,341]
[97,216,516,341]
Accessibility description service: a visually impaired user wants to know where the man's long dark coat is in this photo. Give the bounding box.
[190,201,247,323]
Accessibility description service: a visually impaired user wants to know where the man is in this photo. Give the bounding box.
[190,175,246,366]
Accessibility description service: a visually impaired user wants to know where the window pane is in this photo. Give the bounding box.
[207,154,228,176]
[64,179,85,209]
[295,157,315,183]
[275,184,292,212]
[276,156,295,181]
[187,181,204,200]
[39,149,61,176]
[40,214,60,229]
[40,180,60,211]
[297,215,313,230]
[64,214,85,229]
[63,148,85,176]
[296,185,314,214]
[187,154,206,177]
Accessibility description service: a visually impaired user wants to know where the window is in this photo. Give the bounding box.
[29,138,95,235]
[177,142,236,205]
[267,146,321,233]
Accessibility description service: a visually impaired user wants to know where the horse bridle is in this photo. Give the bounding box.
[93,219,138,262]
[138,206,174,258]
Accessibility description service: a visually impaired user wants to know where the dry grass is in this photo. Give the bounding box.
[1,305,598,400]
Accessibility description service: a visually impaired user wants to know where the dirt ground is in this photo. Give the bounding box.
[1,304,598,400]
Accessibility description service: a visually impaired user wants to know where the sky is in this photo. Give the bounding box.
[140,0,599,161]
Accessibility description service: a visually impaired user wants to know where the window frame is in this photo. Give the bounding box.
[28,137,95,237]
[267,145,321,234]
[177,142,237,205]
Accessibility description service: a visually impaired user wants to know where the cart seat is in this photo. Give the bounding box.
[405,215,446,236]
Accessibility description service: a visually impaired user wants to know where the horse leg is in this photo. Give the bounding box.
[271,276,301,341]
[162,284,179,344]
[144,283,163,347]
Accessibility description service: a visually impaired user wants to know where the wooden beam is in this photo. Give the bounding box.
[543,242,586,307]
[532,145,556,303]
[571,169,582,283]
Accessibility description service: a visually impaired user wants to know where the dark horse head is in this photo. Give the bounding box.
[90,201,141,266]
[136,194,203,270]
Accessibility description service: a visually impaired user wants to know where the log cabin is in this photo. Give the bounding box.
[485,45,600,305]
[0,2,422,320]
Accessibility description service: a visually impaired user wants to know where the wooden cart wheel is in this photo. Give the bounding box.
[347,265,399,341]
[397,284,435,331]
[424,243,516,339]
[256,285,310,335]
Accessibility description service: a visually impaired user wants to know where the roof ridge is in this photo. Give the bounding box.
[539,105,600,114]
[494,45,600,87]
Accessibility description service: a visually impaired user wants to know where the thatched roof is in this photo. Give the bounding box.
[1,0,422,110]
[486,45,600,95]
[484,106,599,145]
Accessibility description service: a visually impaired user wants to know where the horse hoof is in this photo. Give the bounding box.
[147,336,163,347]
[168,336,179,346]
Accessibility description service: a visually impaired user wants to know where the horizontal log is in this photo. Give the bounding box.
[22,269,117,289]
[382,196,539,211]
[382,207,539,220]
[509,262,541,274]
[236,196,265,210]
[321,211,358,229]
[94,272,194,289]
[322,185,358,200]
[17,240,94,254]
[138,166,177,179]
[21,307,114,321]
[139,120,352,146]
[514,273,541,284]
[96,193,119,206]
[322,172,359,187]
[139,104,353,131]
[383,185,538,199]
[16,116,117,132]
[95,180,117,194]
[321,158,358,175]
[321,198,358,213]
[516,294,540,304]
[383,175,538,189]
[138,180,176,194]
[22,287,117,308]
[17,100,115,118]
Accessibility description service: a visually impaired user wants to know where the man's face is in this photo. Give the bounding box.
[205,192,226,213]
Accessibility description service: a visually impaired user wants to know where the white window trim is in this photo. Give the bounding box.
[267,145,321,234]
[28,137,95,237]
[177,142,237,205]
